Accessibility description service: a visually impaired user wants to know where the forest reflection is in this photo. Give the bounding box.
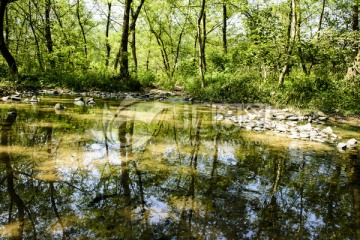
[0,98,359,239]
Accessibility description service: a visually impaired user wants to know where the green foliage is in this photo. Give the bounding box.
[281,73,330,106]
[135,70,156,88]
[335,77,360,114]
[0,0,358,114]
[188,71,263,103]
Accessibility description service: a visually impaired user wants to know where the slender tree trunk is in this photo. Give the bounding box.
[29,2,43,70]
[0,0,18,75]
[317,0,326,38]
[4,6,8,44]
[114,49,120,70]
[146,49,150,71]
[76,0,87,58]
[131,29,137,72]
[53,5,74,69]
[222,3,227,54]
[352,0,359,54]
[296,1,308,75]
[353,0,359,31]
[197,0,206,88]
[119,0,132,82]
[105,1,111,67]
[145,8,173,76]
[129,0,145,73]
[45,0,54,68]
[53,6,70,46]
[278,0,295,86]
[171,25,185,78]
[345,0,360,80]
[151,30,170,74]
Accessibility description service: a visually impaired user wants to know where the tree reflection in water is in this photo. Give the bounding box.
[0,99,359,239]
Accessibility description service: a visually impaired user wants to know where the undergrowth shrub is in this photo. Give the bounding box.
[186,71,263,103]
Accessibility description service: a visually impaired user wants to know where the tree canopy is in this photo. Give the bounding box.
[0,0,359,112]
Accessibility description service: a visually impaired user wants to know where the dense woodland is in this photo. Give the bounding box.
[0,0,359,113]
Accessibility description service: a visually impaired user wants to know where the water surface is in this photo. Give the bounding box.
[0,96,359,239]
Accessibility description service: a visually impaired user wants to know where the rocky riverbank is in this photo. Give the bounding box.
[2,88,359,152]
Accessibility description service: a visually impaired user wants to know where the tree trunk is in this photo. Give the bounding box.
[353,0,359,31]
[278,0,296,86]
[105,1,111,67]
[145,9,171,76]
[29,1,43,70]
[317,0,326,38]
[76,0,87,58]
[131,29,137,72]
[296,0,308,75]
[0,0,18,75]
[129,0,145,73]
[353,0,359,55]
[171,25,185,78]
[4,6,8,44]
[119,0,132,82]
[345,0,360,80]
[222,3,227,54]
[197,0,206,88]
[45,0,54,68]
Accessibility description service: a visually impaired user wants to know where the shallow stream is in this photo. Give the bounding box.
[0,96,359,239]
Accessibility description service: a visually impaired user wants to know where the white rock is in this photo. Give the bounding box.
[337,142,347,151]
[276,115,286,120]
[245,125,253,131]
[297,123,312,132]
[330,133,338,139]
[276,123,288,132]
[347,138,358,147]
[287,116,299,121]
[248,113,259,120]
[322,126,333,135]
[300,132,310,138]
[286,121,298,127]
[238,115,247,122]
[215,114,224,121]
[310,131,319,137]
[2,96,10,101]
[290,128,298,135]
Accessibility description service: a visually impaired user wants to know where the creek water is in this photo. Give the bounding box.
[0,96,359,239]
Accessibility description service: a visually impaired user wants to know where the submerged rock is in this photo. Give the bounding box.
[85,97,96,106]
[54,103,65,110]
[74,97,85,106]
[11,94,21,101]
[30,96,40,102]
[2,96,10,101]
